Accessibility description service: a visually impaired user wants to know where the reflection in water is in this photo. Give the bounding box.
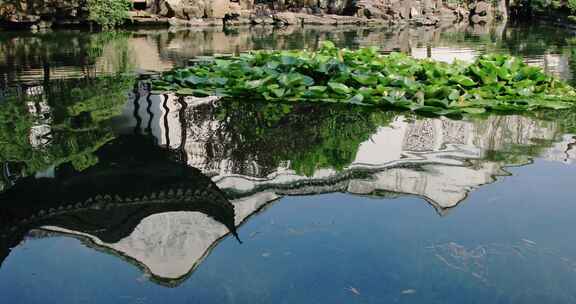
[131,90,574,213]
[0,134,239,285]
[1,23,576,291]
[3,79,573,286]
[0,75,135,192]
[2,86,574,285]
[0,32,133,87]
[2,23,576,88]
[2,74,576,285]
[128,24,576,84]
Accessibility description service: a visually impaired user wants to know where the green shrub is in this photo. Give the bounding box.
[87,0,132,29]
[569,0,576,13]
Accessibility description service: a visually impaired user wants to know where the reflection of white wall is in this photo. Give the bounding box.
[166,95,183,149]
[354,119,406,165]
[185,117,223,170]
[472,115,558,157]
[348,162,502,208]
[41,191,278,281]
[50,212,230,279]
[209,115,565,210]
[29,125,51,148]
[544,134,576,165]
[124,93,569,209]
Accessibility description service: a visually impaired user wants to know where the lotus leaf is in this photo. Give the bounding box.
[151,41,576,115]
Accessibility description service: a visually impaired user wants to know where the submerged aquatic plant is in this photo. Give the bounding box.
[151,41,576,115]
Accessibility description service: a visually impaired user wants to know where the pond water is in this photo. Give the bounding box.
[0,23,575,304]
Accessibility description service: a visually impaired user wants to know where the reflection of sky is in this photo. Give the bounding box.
[411,47,479,63]
[2,160,576,303]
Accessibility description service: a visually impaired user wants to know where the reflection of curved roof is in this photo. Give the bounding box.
[41,190,278,287]
[2,85,573,288]
[0,134,238,284]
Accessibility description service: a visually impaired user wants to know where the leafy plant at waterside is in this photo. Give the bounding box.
[87,0,132,29]
[152,42,576,116]
[569,0,576,13]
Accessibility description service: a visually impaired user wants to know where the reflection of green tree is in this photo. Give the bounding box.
[471,112,570,166]
[213,101,395,176]
[537,109,576,135]
[86,32,130,66]
[568,38,576,86]
[0,31,133,79]
[440,25,570,57]
[483,141,555,165]
[0,75,135,183]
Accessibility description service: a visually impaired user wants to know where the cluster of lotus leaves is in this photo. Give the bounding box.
[151,41,576,115]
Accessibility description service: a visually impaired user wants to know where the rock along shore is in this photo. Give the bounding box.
[1,0,507,30]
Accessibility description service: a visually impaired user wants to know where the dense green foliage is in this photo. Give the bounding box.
[204,100,570,180]
[87,0,132,29]
[211,101,395,177]
[569,0,576,13]
[0,76,135,185]
[512,0,576,20]
[152,42,576,116]
[441,25,576,88]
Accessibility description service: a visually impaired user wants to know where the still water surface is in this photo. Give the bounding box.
[0,23,575,303]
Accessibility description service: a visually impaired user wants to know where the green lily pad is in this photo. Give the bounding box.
[151,43,576,116]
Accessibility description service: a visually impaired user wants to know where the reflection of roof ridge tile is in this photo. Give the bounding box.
[4,87,570,288]
[36,191,278,287]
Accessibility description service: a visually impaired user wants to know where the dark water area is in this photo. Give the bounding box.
[0,23,575,303]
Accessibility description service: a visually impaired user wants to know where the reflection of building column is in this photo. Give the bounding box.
[160,94,183,149]
[120,85,183,149]
[39,189,279,285]
[124,90,231,172]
